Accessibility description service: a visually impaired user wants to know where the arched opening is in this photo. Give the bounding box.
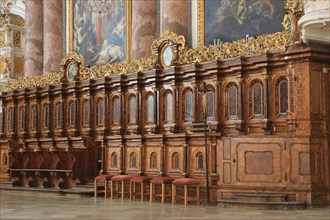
[196,153,204,169]
[172,153,180,170]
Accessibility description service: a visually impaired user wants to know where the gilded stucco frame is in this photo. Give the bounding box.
[67,0,132,62]
[197,0,302,48]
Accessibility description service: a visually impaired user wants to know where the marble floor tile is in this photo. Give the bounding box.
[0,190,329,220]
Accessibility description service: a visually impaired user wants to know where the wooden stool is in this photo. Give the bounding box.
[110,175,133,199]
[130,176,153,201]
[172,178,200,206]
[94,174,113,198]
[150,177,174,203]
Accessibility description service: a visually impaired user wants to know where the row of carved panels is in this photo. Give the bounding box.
[104,144,209,178]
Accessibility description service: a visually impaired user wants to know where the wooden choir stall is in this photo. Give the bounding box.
[0,31,329,207]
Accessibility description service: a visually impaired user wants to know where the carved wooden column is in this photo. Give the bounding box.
[160,144,165,176]
[43,0,63,73]
[139,144,144,174]
[261,74,270,120]
[132,0,157,60]
[160,0,191,47]
[183,143,188,177]
[12,98,17,139]
[236,77,246,132]
[211,142,217,175]
[99,141,105,175]
[120,144,124,174]
[152,87,159,131]
[135,89,141,133]
[120,92,126,131]
[89,97,94,134]
[218,80,225,124]
[261,74,272,133]
[171,85,179,131]
[75,98,80,136]
[192,83,199,122]
[237,77,244,121]
[24,0,43,76]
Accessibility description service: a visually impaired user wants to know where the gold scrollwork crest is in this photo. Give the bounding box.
[60,52,84,83]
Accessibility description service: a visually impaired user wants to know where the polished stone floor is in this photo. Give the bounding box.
[0,190,329,220]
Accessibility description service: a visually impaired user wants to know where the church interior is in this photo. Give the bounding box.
[0,0,329,211]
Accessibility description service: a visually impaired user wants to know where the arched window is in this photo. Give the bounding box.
[7,107,14,132]
[19,106,25,131]
[2,154,7,166]
[150,152,157,169]
[128,96,137,124]
[43,104,49,130]
[111,153,118,168]
[183,89,193,122]
[164,92,173,123]
[54,103,62,129]
[146,94,154,124]
[275,77,288,117]
[249,80,264,119]
[96,99,104,126]
[82,99,89,127]
[172,153,180,170]
[68,101,76,128]
[196,153,204,169]
[113,96,120,125]
[130,153,137,168]
[225,83,238,120]
[206,89,214,119]
[31,105,38,130]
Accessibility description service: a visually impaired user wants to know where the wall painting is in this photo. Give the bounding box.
[68,0,131,67]
[199,0,286,46]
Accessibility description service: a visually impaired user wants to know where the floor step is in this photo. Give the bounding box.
[218,199,307,210]
[234,193,288,202]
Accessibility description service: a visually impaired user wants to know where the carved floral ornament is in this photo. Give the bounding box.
[1,0,304,92]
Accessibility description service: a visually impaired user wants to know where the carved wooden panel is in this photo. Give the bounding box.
[290,143,323,184]
[145,146,161,172]
[0,146,9,181]
[125,146,140,173]
[235,142,282,183]
[106,146,122,173]
[166,145,184,174]
[189,146,205,175]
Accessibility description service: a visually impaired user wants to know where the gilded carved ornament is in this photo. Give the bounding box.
[284,0,304,45]
[0,57,10,74]
[0,16,6,26]
[151,30,185,52]
[11,16,24,26]
[0,30,5,47]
